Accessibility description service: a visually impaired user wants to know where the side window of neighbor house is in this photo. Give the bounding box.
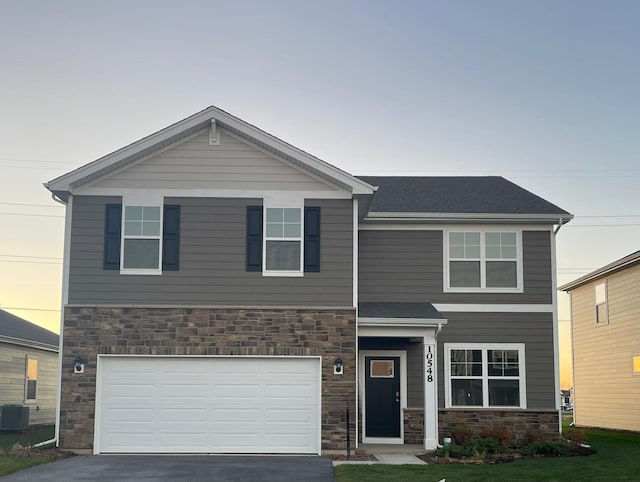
[25,358,37,401]
[595,282,608,325]
[633,356,640,375]
[445,344,526,409]
[446,231,520,291]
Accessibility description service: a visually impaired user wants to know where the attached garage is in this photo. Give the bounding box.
[94,356,321,454]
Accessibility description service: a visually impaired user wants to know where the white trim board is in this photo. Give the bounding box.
[433,304,555,313]
[358,224,554,231]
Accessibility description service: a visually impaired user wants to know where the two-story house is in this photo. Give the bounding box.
[560,250,640,433]
[45,106,572,454]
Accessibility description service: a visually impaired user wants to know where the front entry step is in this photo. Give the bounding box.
[356,443,427,455]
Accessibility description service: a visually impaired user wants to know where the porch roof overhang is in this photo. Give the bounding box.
[358,302,447,334]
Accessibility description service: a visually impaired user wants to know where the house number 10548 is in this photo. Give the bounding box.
[426,345,434,383]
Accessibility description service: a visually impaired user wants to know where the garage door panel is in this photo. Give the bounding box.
[97,357,320,454]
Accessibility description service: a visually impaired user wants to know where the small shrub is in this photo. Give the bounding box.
[451,425,475,445]
[523,428,550,445]
[473,437,509,455]
[480,425,513,446]
[524,441,570,457]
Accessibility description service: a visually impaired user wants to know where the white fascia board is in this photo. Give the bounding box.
[358,317,448,327]
[73,187,352,200]
[559,255,640,291]
[359,223,555,231]
[46,106,375,196]
[433,303,554,313]
[0,335,59,353]
[364,212,573,224]
[45,109,215,193]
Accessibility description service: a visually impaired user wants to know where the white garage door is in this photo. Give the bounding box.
[95,356,321,454]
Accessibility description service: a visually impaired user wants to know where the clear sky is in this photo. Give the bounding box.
[1,1,639,389]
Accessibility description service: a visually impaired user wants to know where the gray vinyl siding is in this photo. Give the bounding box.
[68,196,353,306]
[0,343,58,425]
[358,230,552,304]
[436,312,555,409]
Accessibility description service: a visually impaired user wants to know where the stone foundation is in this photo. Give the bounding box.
[438,409,560,446]
[403,408,424,444]
[61,306,356,452]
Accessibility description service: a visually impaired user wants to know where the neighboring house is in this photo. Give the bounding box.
[45,106,572,455]
[0,309,59,426]
[560,250,640,432]
[560,389,572,410]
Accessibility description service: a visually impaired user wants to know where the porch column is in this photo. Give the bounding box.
[423,334,438,449]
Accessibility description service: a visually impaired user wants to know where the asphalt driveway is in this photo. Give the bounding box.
[2,455,336,482]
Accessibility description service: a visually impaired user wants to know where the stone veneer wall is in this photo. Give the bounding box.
[60,306,356,452]
[403,408,424,444]
[438,409,560,446]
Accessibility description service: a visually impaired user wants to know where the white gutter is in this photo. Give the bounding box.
[550,228,562,433]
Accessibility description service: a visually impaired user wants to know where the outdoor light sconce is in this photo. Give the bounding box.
[334,357,344,375]
[73,355,85,374]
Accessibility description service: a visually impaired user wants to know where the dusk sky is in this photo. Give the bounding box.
[2,1,639,389]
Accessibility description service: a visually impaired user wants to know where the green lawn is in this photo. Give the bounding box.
[0,425,55,476]
[335,426,640,482]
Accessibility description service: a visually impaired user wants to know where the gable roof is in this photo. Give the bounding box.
[357,176,572,223]
[45,106,375,200]
[559,250,640,291]
[0,309,59,350]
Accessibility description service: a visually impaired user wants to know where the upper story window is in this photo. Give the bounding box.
[445,343,526,409]
[445,230,522,292]
[265,208,302,273]
[103,202,180,273]
[25,358,38,401]
[122,206,162,272]
[595,281,608,325]
[246,205,321,276]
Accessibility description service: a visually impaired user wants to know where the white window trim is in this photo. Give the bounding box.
[120,195,164,276]
[444,343,527,409]
[594,281,608,325]
[262,204,304,277]
[359,350,407,444]
[443,228,523,293]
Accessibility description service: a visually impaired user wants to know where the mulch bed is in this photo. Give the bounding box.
[1,444,76,461]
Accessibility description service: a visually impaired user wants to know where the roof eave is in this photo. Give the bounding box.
[0,335,59,352]
[559,254,640,291]
[45,106,375,196]
[363,212,574,224]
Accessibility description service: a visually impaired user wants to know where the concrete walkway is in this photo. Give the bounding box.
[332,453,426,466]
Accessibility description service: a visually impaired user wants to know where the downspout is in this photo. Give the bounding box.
[551,223,562,434]
[28,193,68,449]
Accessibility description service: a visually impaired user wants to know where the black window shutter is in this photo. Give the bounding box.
[162,205,180,271]
[103,204,122,270]
[304,207,321,272]
[246,206,263,271]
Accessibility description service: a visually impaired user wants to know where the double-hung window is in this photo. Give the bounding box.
[445,343,526,408]
[595,282,608,325]
[265,207,302,273]
[104,201,180,273]
[122,206,162,272]
[446,230,521,291]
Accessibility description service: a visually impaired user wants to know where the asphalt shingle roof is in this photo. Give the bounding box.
[356,176,571,215]
[0,309,59,348]
[359,302,445,319]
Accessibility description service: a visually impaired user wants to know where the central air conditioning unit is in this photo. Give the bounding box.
[0,405,30,430]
